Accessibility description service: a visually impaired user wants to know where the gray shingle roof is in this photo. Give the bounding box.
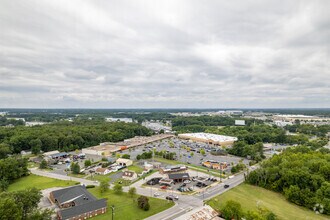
[52,185,97,206]
[59,199,107,220]
[168,173,190,180]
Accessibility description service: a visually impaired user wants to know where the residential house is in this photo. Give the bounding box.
[122,171,137,181]
[95,167,111,175]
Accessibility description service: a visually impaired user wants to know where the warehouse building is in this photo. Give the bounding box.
[178,132,237,146]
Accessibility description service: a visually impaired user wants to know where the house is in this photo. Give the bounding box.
[43,150,60,157]
[168,173,190,183]
[50,152,69,160]
[122,171,137,181]
[50,185,107,220]
[174,205,222,220]
[116,158,133,167]
[95,167,111,175]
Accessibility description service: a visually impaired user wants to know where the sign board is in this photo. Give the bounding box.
[235,120,245,126]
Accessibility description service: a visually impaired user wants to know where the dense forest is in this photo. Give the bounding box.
[172,116,264,133]
[246,147,330,214]
[0,157,29,191]
[0,117,25,126]
[0,120,152,154]
[285,124,330,137]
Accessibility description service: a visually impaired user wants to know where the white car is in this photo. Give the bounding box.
[183,180,191,184]
[153,192,160,197]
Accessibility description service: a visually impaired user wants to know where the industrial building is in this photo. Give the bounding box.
[178,132,238,146]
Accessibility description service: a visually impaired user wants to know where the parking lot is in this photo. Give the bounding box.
[144,169,218,194]
[121,137,249,174]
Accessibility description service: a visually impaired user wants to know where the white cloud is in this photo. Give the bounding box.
[0,0,329,108]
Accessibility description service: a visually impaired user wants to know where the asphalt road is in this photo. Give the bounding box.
[30,165,258,220]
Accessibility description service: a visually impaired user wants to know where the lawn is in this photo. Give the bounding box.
[128,164,144,174]
[207,183,329,220]
[88,188,174,220]
[8,174,78,192]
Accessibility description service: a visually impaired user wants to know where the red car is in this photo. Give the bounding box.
[160,185,167,189]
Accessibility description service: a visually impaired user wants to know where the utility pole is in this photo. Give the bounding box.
[111,205,115,220]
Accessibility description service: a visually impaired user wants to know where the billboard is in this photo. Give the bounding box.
[235,120,245,126]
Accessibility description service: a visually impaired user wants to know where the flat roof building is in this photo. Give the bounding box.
[178,132,237,146]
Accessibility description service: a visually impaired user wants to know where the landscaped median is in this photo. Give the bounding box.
[87,188,175,220]
[207,183,329,220]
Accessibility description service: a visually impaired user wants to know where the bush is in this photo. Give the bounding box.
[86,185,95,188]
[128,187,136,197]
[122,154,130,159]
[99,180,109,193]
[113,183,123,194]
[137,196,150,211]
[84,160,92,167]
[39,159,48,169]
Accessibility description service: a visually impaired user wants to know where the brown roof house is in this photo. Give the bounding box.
[95,167,111,175]
[50,185,107,220]
[122,170,137,181]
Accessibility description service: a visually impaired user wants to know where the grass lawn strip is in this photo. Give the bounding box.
[8,174,78,192]
[88,188,174,220]
[207,183,329,220]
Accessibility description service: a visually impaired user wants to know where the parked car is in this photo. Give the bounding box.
[161,185,167,189]
[166,195,179,201]
[153,192,160,197]
[183,180,191,184]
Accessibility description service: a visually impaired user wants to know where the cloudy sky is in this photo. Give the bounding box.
[0,0,329,108]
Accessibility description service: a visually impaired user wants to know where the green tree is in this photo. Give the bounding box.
[137,196,150,211]
[200,149,206,156]
[70,162,80,174]
[113,183,123,194]
[0,179,9,192]
[30,139,42,155]
[26,208,53,220]
[0,144,11,159]
[122,154,130,159]
[13,188,42,219]
[0,196,22,220]
[99,180,109,193]
[128,187,136,198]
[221,200,243,220]
[244,210,263,220]
[39,159,48,169]
[84,160,92,167]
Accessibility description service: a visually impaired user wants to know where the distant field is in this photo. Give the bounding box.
[207,183,329,220]
[8,174,77,192]
[88,188,174,220]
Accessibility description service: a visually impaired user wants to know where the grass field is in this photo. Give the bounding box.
[8,174,78,192]
[88,188,174,220]
[128,164,144,174]
[207,183,329,220]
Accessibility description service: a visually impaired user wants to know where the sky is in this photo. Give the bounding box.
[0,0,329,108]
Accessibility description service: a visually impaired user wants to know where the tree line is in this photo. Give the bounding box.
[0,120,152,154]
[246,146,330,214]
[0,187,52,220]
[172,116,263,133]
[0,157,29,191]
